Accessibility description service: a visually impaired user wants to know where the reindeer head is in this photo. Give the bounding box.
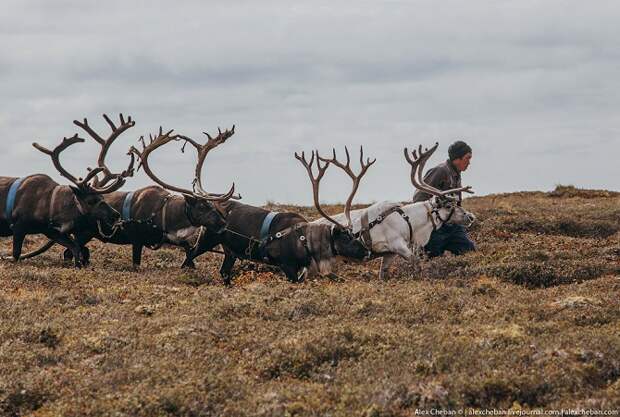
[182,195,227,233]
[33,113,136,227]
[431,195,476,227]
[72,187,121,226]
[329,224,370,259]
[129,126,238,234]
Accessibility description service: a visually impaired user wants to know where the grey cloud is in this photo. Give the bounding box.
[1,0,619,205]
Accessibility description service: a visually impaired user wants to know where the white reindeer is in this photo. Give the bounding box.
[312,143,476,279]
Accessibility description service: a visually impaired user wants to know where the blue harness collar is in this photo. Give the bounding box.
[122,191,135,221]
[259,211,279,241]
[5,178,25,227]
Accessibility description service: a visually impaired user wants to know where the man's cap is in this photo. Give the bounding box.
[448,141,472,161]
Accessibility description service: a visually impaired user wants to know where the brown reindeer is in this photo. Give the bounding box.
[113,127,236,266]
[135,129,373,284]
[0,114,135,266]
[27,126,237,268]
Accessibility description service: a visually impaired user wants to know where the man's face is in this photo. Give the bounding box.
[452,152,472,172]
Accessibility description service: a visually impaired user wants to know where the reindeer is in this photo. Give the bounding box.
[32,126,236,268]
[294,146,376,277]
[133,130,371,284]
[312,143,476,279]
[93,127,236,268]
[0,114,135,267]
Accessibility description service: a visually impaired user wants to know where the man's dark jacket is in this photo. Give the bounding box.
[412,160,462,203]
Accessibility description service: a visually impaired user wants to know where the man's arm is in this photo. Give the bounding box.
[412,166,449,202]
[422,166,448,190]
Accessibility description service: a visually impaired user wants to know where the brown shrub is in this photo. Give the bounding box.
[0,385,49,417]
[260,327,373,379]
[1,190,620,415]
[549,185,619,199]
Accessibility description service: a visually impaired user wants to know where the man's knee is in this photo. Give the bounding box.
[446,228,476,255]
[454,239,476,254]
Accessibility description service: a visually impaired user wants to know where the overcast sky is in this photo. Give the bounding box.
[2,0,619,205]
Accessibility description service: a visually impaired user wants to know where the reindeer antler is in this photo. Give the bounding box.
[318,146,376,228]
[33,134,106,189]
[74,113,136,193]
[404,142,473,199]
[130,127,236,202]
[176,125,237,201]
[295,150,348,228]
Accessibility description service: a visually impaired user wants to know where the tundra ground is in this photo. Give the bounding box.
[1,186,619,416]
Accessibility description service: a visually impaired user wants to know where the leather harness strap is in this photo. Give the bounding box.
[5,177,25,227]
[259,211,279,241]
[222,212,309,260]
[360,211,372,247]
[425,202,438,231]
[161,198,169,233]
[72,187,89,217]
[258,212,307,250]
[394,207,414,244]
[427,201,456,231]
[48,185,88,228]
[358,205,414,249]
[49,186,64,225]
[122,191,135,221]
[257,221,309,261]
[268,222,306,242]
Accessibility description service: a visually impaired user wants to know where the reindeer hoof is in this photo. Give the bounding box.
[220,272,233,287]
[63,249,74,261]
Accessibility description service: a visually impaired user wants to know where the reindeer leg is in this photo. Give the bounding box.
[281,263,301,283]
[63,245,89,265]
[76,231,94,266]
[11,225,26,262]
[379,253,398,280]
[181,246,196,269]
[63,248,74,262]
[63,231,94,264]
[80,246,91,265]
[182,241,207,269]
[132,243,143,267]
[60,239,82,268]
[47,233,82,268]
[59,245,90,265]
[219,249,237,286]
[410,245,424,276]
[380,242,416,280]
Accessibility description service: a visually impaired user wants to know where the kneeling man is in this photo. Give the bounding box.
[412,140,476,257]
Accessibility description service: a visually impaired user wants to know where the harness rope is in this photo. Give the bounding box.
[221,211,310,260]
[357,205,414,250]
[426,200,455,231]
[146,194,173,250]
